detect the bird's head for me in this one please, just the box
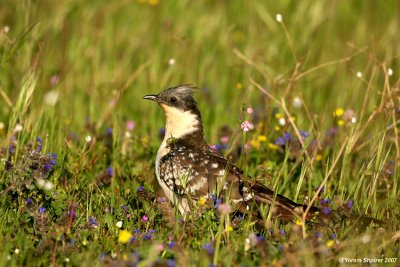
[143,85,204,140]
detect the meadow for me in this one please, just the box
[0,1,399,266]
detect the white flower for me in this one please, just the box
[246,107,254,114]
[37,178,45,187]
[388,68,393,76]
[14,248,19,254]
[292,97,302,108]
[44,90,59,106]
[125,131,131,138]
[356,71,363,78]
[351,117,357,124]
[3,26,9,33]
[85,135,92,142]
[278,117,286,126]
[116,221,123,228]
[276,14,283,23]
[14,124,23,132]
[111,252,117,259]
[0,122,4,130]
[44,181,54,191]
[168,58,176,65]
[65,258,70,263]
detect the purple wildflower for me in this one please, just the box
[346,200,353,210]
[143,234,152,240]
[215,198,222,208]
[133,229,140,234]
[202,243,214,255]
[9,145,14,155]
[69,210,76,220]
[25,198,32,204]
[157,197,167,203]
[320,198,329,204]
[107,167,113,177]
[331,233,337,239]
[279,228,286,236]
[38,206,46,214]
[148,229,156,234]
[299,130,309,139]
[322,207,331,215]
[44,163,51,172]
[137,186,145,192]
[105,128,113,135]
[168,241,177,249]
[167,259,176,267]
[89,216,99,227]
[315,232,322,238]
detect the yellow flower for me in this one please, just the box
[274,126,280,131]
[148,0,159,5]
[226,225,233,232]
[275,113,283,119]
[337,119,345,126]
[295,219,303,226]
[290,116,296,122]
[335,108,344,117]
[198,197,206,206]
[268,143,278,150]
[118,230,132,244]
[316,154,322,161]
[326,239,334,248]
[258,135,267,142]
[236,82,243,90]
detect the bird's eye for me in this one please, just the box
[170,97,177,103]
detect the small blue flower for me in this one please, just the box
[69,210,76,220]
[44,163,51,172]
[107,167,113,177]
[320,198,329,204]
[38,206,46,214]
[89,216,98,226]
[299,130,309,139]
[168,241,177,249]
[137,186,145,192]
[167,259,176,267]
[9,145,14,155]
[315,232,322,238]
[331,233,337,239]
[322,207,331,215]
[279,228,286,236]
[202,243,214,255]
[215,198,222,208]
[105,128,113,135]
[133,229,140,234]
[143,234,152,240]
[346,200,353,210]
[148,229,157,234]
[25,198,32,204]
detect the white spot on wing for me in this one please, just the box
[212,163,218,168]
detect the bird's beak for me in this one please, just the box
[142,94,159,102]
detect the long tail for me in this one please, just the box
[247,182,382,226]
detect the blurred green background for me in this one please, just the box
[1,0,398,143]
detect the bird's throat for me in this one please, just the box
[161,104,204,140]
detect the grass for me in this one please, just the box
[0,0,399,266]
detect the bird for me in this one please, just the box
[143,85,381,225]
